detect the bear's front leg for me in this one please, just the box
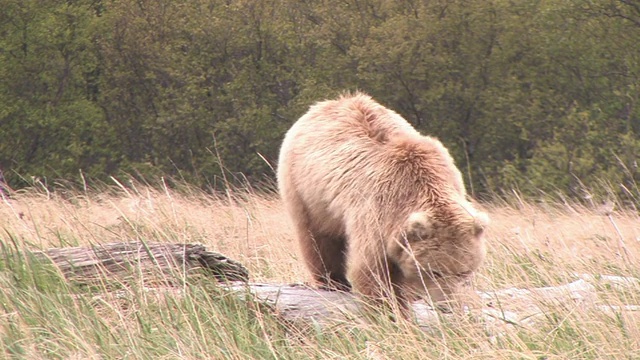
[349,256,412,318]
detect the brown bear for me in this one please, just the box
[277,92,488,312]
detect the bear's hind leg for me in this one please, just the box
[300,232,351,292]
[283,188,350,291]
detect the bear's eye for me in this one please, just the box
[454,270,473,278]
[429,270,444,279]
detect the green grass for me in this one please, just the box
[0,185,639,359]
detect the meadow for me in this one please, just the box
[1,181,639,359]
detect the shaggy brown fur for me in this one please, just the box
[277,92,488,312]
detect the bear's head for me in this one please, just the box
[390,197,488,306]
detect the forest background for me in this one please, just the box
[1,0,639,202]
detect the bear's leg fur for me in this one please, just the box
[299,232,351,291]
[284,189,351,291]
[348,254,410,313]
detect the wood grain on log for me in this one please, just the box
[33,242,249,284]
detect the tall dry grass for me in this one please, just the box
[0,183,304,283]
[1,182,639,359]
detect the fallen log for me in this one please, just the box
[22,242,640,332]
[233,275,640,332]
[32,241,249,284]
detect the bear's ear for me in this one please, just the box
[473,211,489,236]
[404,211,433,242]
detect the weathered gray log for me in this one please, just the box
[26,242,640,334]
[33,242,249,284]
[232,275,640,333]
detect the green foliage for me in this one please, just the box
[1,0,639,200]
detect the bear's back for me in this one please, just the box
[278,92,465,223]
[296,92,420,145]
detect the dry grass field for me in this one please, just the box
[1,182,639,359]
